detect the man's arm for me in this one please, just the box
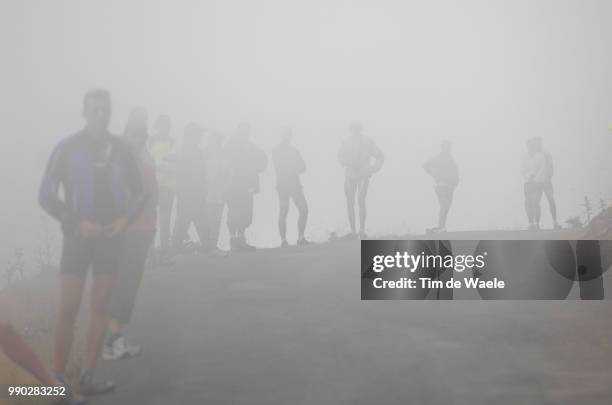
[38,141,78,232]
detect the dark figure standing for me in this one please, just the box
[337,122,384,238]
[424,140,459,233]
[224,123,267,251]
[272,128,309,247]
[173,123,207,249]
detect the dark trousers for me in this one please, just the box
[110,231,155,323]
[226,191,254,236]
[173,196,206,244]
[203,203,224,249]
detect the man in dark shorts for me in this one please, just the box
[272,128,310,247]
[39,89,144,396]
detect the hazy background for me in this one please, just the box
[1,0,611,266]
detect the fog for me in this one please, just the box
[1,0,611,263]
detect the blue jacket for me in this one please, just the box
[39,130,145,234]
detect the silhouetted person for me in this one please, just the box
[203,131,229,254]
[105,107,158,360]
[39,89,144,396]
[272,128,309,247]
[338,122,384,238]
[423,140,459,232]
[173,123,207,248]
[224,123,267,251]
[521,137,551,230]
[533,137,560,228]
[149,115,176,262]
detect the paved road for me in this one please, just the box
[96,240,612,405]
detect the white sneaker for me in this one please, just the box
[103,336,141,360]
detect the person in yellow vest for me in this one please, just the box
[149,115,177,264]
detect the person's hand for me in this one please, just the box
[78,221,103,238]
[103,218,128,238]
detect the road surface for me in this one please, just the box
[95,238,612,405]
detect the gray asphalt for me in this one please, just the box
[96,240,612,405]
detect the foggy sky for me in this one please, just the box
[1,0,611,265]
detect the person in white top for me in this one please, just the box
[521,137,560,230]
[337,122,384,238]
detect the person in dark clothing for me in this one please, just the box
[272,127,309,247]
[39,89,144,396]
[338,122,384,238]
[224,122,267,251]
[172,123,207,250]
[104,107,158,360]
[423,140,459,233]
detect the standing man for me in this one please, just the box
[39,89,144,395]
[423,140,459,233]
[104,107,158,360]
[149,115,176,263]
[172,123,207,249]
[338,122,384,238]
[533,137,561,229]
[224,122,267,251]
[272,127,309,247]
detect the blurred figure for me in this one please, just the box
[203,131,229,254]
[423,140,459,233]
[521,137,556,230]
[104,108,157,361]
[0,320,88,404]
[39,89,144,396]
[533,137,560,229]
[337,122,384,238]
[272,127,310,247]
[172,123,207,249]
[149,115,176,263]
[224,123,267,251]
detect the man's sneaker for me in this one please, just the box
[232,237,257,252]
[103,336,141,360]
[79,375,115,397]
[297,238,312,246]
[209,247,229,258]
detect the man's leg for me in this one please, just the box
[436,187,453,230]
[278,190,290,244]
[293,187,309,241]
[344,177,358,234]
[172,197,190,246]
[524,182,535,227]
[532,184,544,228]
[0,321,58,386]
[53,272,86,375]
[357,178,370,236]
[158,188,174,251]
[207,203,224,249]
[83,272,115,372]
[543,182,559,226]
